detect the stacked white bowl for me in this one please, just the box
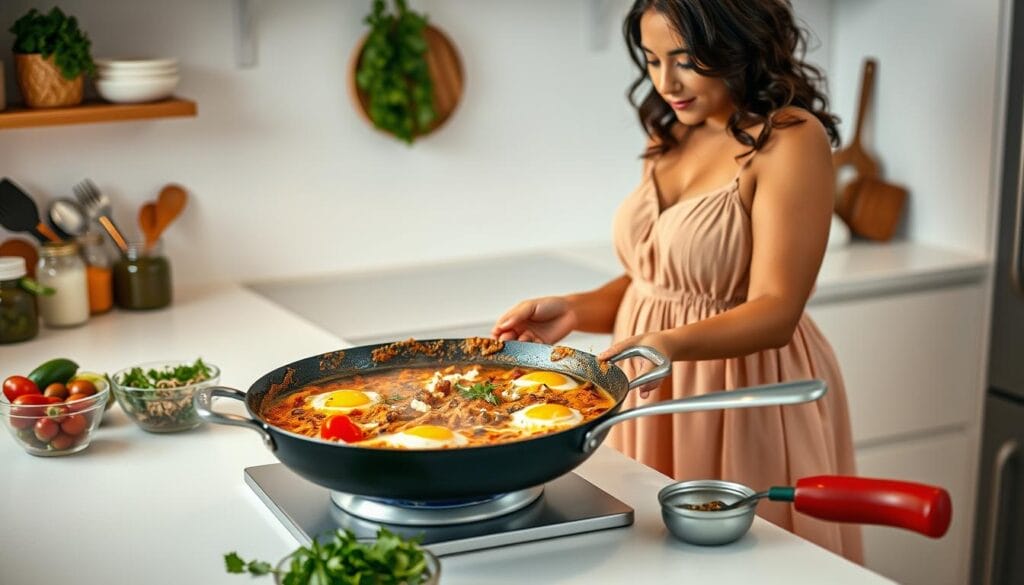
[95,58,179,104]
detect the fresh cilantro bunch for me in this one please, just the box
[355,0,437,144]
[456,381,501,406]
[225,528,432,585]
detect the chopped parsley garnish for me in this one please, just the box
[456,381,501,405]
[225,528,431,584]
[118,358,213,389]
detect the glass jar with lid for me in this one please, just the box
[113,241,172,310]
[36,241,90,328]
[77,232,113,315]
[0,256,39,343]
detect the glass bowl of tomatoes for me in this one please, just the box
[0,375,109,456]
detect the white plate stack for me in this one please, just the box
[95,58,180,104]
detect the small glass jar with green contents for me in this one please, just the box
[0,256,39,343]
[113,241,172,310]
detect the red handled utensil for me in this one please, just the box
[662,474,952,546]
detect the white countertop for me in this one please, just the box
[0,284,894,585]
[246,239,990,345]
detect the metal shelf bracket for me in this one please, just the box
[234,0,258,68]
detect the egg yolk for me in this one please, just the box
[527,404,574,420]
[519,372,569,387]
[322,390,372,408]
[403,425,455,440]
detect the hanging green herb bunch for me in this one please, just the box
[10,7,96,80]
[355,0,437,144]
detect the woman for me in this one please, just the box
[491,0,863,562]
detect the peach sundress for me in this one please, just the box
[607,156,864,563]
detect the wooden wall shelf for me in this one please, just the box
[0,97,197,130]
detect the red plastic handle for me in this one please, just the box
[793,475,952,538]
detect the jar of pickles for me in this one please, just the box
[113,241,172,310]
[36,242,90,328]
[77,232,113,315]
[0,256,38,343]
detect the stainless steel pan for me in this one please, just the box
[195,339,825,501]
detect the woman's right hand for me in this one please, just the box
[491,296,578,344]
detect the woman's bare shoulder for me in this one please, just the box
[752,107,832,170]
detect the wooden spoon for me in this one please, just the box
[138,202,159,251]
[153,184,188,243]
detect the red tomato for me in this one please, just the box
[3,376,40,403]
[34,417,60,442]
[60,413,87,436]
[321,415,364,443]
[12,393,49,406]
[10,394,50,429]
[49,433,76,450]
[64,393,92,411]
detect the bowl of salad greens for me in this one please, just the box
[112,358,219,433]
[226,528,439,585]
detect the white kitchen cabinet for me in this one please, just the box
[807,284,987,445]
[855,431,973,585]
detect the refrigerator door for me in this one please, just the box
[991,0,1024,401]
[971,390,1024,585]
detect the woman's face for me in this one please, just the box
[639,9,734,127]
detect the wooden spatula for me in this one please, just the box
[832,59,907,241]
[0,178,62,244]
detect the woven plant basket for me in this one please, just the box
[15,53,84,108]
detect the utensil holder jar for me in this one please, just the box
[113,241,172,310]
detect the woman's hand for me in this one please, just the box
[599,332,676,398]
[491,296,578,344]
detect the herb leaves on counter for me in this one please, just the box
[225,528,431,585]
[456,381,501,405]
[119,358,212,389]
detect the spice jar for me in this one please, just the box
[113,241,172,310]
[77,232,113,314]
[36,242,90,328]
[0,256,38,343]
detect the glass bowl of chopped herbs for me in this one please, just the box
[226,528,439,585]
[111,358,219,433]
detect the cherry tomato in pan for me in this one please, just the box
[3,376,40,403]
[321,414,364,443]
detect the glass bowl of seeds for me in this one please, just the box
[111,358,219,433]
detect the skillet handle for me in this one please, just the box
[193,386,276,451]
[581,379,827,454]
[607,345,672,391]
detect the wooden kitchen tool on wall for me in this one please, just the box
[348,23,464,139]
[832,59,908,241]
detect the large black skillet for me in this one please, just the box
[194,339,825,501]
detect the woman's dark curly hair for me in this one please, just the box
[624,0,840,157]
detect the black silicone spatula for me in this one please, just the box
[0,178,61,244]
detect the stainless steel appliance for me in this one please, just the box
[970,2,1024,581]
[245,464,634,556]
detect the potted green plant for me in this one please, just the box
[354,0,438,144]
[9,7,96,108]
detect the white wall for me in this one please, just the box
[828,0,1002,255]
[0,0,832,288]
